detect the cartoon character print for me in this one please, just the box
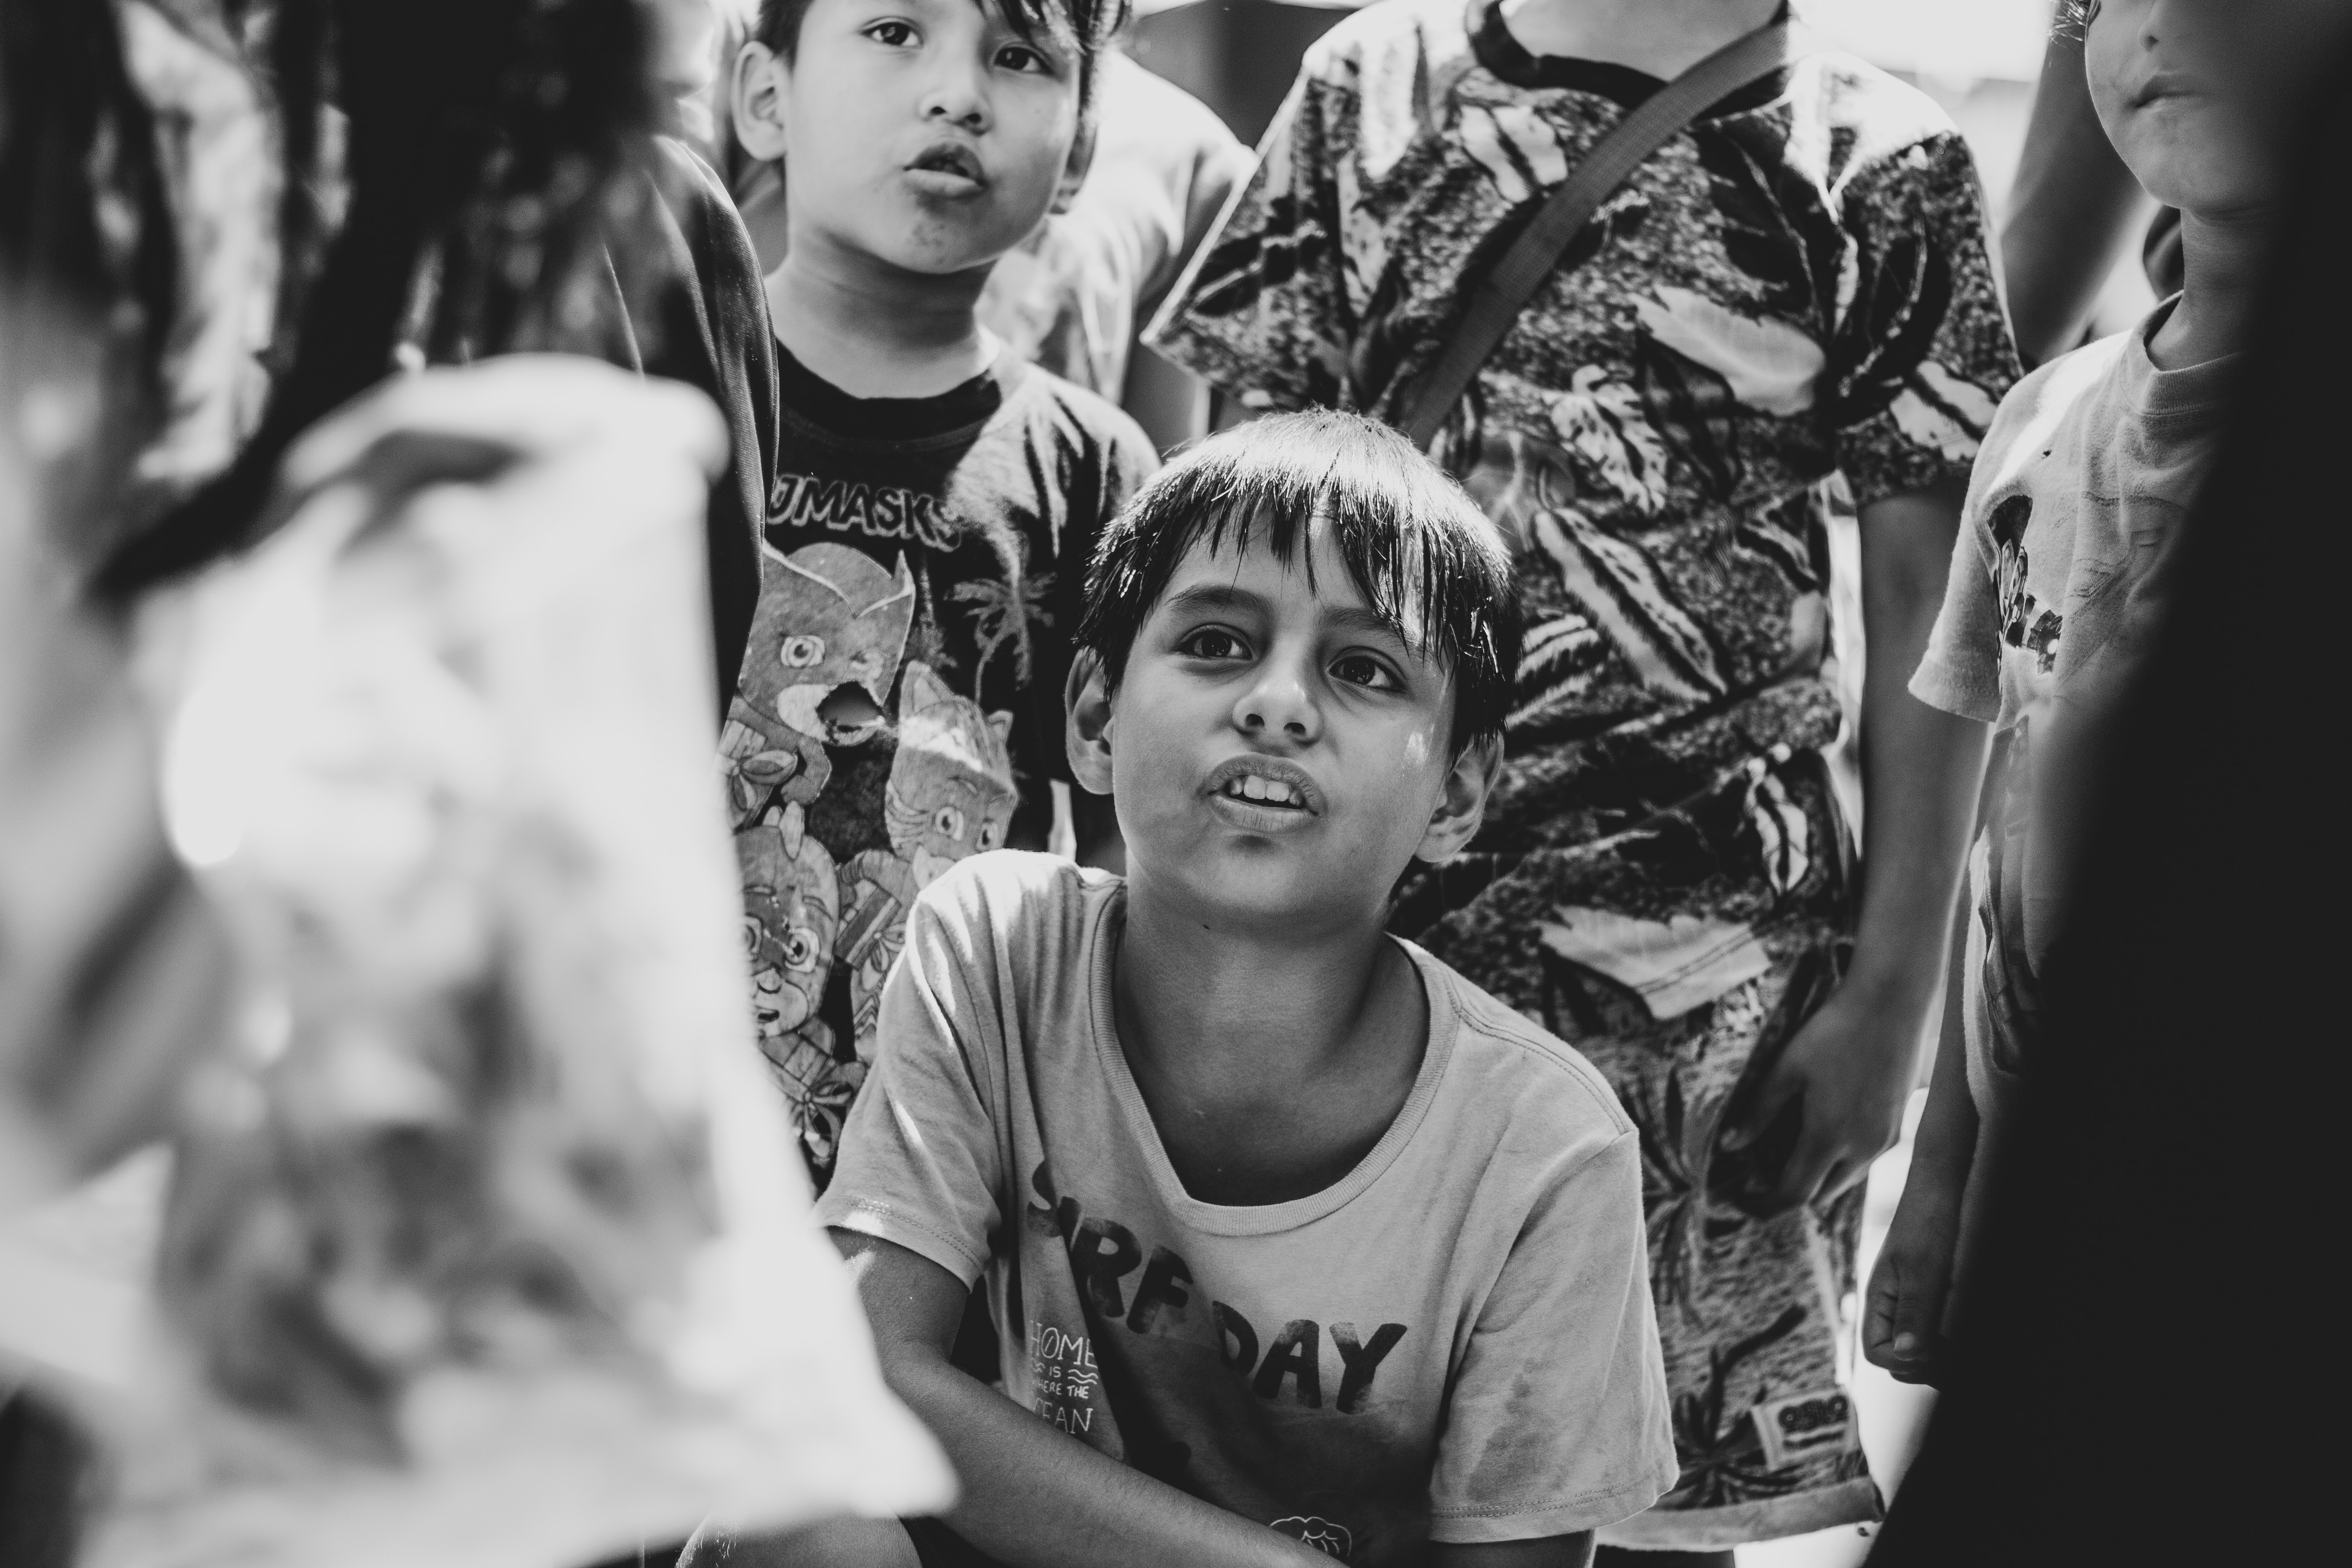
[736,804,859,1169]
[1986,493,2062,673]
[720,542,916,824]
[835,661,1018,1061]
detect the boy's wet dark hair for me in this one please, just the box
[1077,410,1524,756]
[754,0,1130,114]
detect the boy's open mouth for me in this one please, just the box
[1220,775,1304,807]
[906,142,986,188]
[1204,757,1323,816]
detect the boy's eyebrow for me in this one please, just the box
[1160,583,1417,649]
[1318,603,1416,649]
[1159,583,1268,620]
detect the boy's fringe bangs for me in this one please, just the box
[1079,412,1521,751]
[761,0,1131,55]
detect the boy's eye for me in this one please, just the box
[864,20,918,46]
[995,43,1051,74]
[1330,652,1403,692]
[1178,627,1250,661]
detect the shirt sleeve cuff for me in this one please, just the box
[813,1196,990,1289]
[1908,652,2001,725]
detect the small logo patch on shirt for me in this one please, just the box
[1750,1388,1857,1470]
[1273,1516,1353,1560]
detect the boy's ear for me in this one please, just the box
[732,39,792,164]
[1064,648,1116,797]
[1415,733,1502,867]
[1049,101,1100,216]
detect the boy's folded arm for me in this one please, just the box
[834,1230,1331,1568]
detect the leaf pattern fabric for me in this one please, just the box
[1151,0,2019,1545]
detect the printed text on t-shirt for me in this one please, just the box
[768,470,961,551]
[1026,1161,1409,1414]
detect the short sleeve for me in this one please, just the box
[1908,514,2003,725]
[814,893,1006,1287]
[1144,69,1355,412]
[1828,131,2021,508]
[1428,1130,1676,1544]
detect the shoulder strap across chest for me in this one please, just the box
[1399,19,1803,452]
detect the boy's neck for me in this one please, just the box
[2147,207,2270,372]
[1499,0,1781,78]
[1112,872,1428,1206]
[765,224,997,399]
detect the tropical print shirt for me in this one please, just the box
[1151,0,2020,861]
[1151,3,2021,1544]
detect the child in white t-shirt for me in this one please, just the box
[784,412,1674,1567]
[1866,0,2352,1386]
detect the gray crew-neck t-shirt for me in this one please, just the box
[815,851,1674,1562]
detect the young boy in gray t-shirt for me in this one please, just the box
[798,412,1673,1567]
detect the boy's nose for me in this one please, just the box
[918,63,991,132]
[1233,661,1319,745]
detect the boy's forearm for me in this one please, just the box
[891,1356,1328,1568]
[1849,488,1990,1024]
[1907,896,1982,1187]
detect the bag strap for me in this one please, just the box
[1400,19,1800,452]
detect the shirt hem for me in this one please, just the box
[1595,1475,1881,1549]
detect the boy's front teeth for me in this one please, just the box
[1232,777,1295,803]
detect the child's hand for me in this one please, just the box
[1715,980,1920,1216]
[1863,1158,1967,1386]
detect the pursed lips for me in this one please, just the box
[2131,72,2201,107]
[905,140,986,192]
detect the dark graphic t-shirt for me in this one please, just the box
[723,347,1155,1183]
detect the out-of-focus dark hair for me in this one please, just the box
[1075,410,1524,756]
[0,0,178,534]
[97,0,666,598]
[2052,0,2097,39]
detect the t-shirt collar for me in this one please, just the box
[1083,883,1462,1237]
[774,339,1011,443]
[2125,294,2243,427]
[1468,0,1793,116]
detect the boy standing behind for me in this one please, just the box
[721,0,1155,1183]
[1151,0,2015,1554]
[1866,0,2352,1388]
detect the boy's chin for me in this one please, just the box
[877,218,1039,281]
[1140,846,1399,936]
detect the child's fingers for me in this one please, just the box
[1716,1066,1799,1153]
[1865,1245,1952,1386]
[1861,1256,1903,1364]
[1748,1116,1838,1216]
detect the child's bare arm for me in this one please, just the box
[1863,902,1980,1387]
[836,1230,1330,1568]
[1719,483,1989,1212]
